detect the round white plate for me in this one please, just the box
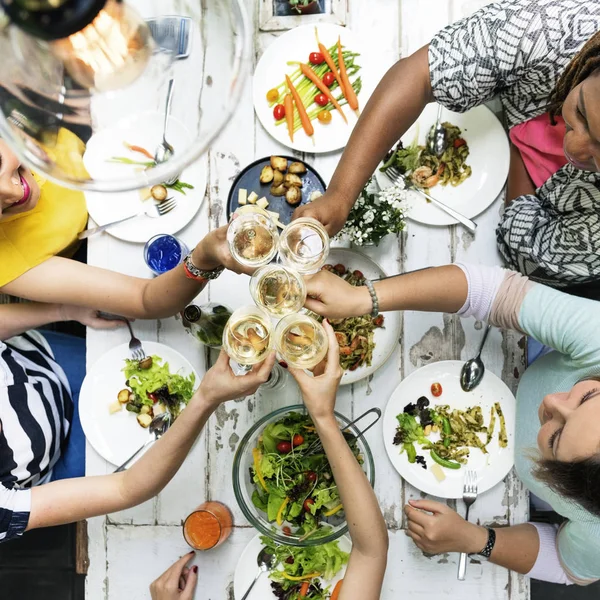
[253,24,367,153]
[326,248,401,386]
[79,342,198,466]
[83,111,208,243]
[375,104,509,226]
[233,533,351,600]
[382,360,515,499]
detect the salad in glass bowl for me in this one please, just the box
[233,405,375,547]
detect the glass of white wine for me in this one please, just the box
[249,264,307,317]
[222,306,273,374]
[278,217,330,274]
[274,314,329,370]
[227,213,279,268]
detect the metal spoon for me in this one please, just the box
[240,547,276,600]
[154,78,178,185]
[460,324,491,392]
[114,413,171,472]
[427,104,447,157]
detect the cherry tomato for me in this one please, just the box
[266,88,279,102]
[285,556,294,564]
[292,434,304,447]
[305,471,317,482]
[314,93,328,107]
[147,392,158,404]
[353,270,364,279]
[431,382,443,397]
[277,441,292,454]
[303,498,315,512]
[282,526,292,535]
[317,110,332,124]
[453,138,466,148]
[273,104,286,120]
[309,51,325,65]
[322,72,335,87]
[373,315,385,327]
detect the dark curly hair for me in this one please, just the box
[548,31,600,124]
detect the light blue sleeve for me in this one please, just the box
[558,521,600,584]
[519,284,600,367]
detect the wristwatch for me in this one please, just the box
[474,528,496,560]
[183,252,224,281]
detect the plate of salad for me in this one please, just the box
[375,103,509,227]
[83,110,208,243]
[79,342,198,466]
[382,360,515,498]
[233,406,374,547]
[253,24,367,153]
[233,533,350,600]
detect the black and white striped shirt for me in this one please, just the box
[0,331,72,542]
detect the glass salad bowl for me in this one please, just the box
[232,405,375,547]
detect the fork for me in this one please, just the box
[78,197,178,240]
[98,312,146,361]
[384,165,477,232]
[458,469,479,580]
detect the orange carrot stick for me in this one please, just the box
[299,581,310,598]
[331,580,343,600]
[124,142,154,160]
[285,75,314,137]
[299,64,347,124]
[337,36,359,113]
[284,93,294,142]
[315,27,344,92]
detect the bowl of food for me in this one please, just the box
[232,405,375,547]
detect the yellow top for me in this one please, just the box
[0,128,88,288]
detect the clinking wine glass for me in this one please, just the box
[278,217,330,274]
[274,314,328,370]
[249,264,306,317]
[227,212,279,269]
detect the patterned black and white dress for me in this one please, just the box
[429,0,600,287]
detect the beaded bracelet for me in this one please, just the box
[364,279,379,318]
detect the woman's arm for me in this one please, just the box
[294,46,433,236]
[2,226,244,320]
[289,323,388,600]
[506,143,536,205]
[27,350,275,530]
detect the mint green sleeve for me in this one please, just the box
[519,285,600,366]
[558,521,600,584]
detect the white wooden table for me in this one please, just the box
[85,1,529,599]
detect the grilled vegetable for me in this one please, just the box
[137,413,153,428]
[117,389,130,404]
[285,186,302,206]
[270,156,288,171]
[260,165,274,183]
[150,184,168,202]
[288,161,307,174]
[138,356,153,370]
[271,183,287,197]
[284,173,303,188]
[273,169,284,186]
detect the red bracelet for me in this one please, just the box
[183,260,209,283]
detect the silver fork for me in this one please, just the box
[384,165,477,232]
[78,197,178,240]
[458,469,479,580]
[98,313,146,361]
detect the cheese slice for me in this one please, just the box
[247,191,258,204]
[431,463,446,483]
[238,188,248,205]
[256,197,269,209]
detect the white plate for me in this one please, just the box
[375,104,509,226]
[79,342,198,466]
[253,24,367,153]
[325,248,401,386]
[382,360,515,499]
[233,533,351,600]
[83,111,208,243]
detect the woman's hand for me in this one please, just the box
[288,321,342,420]
[59,305,125,329]
[150,552,198,600]
[304,271,372,320]
[192,225,252,275]
[292,192,351,237]
[198,349,276,407]
[404,499,488,555]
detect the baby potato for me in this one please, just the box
[273,169,284,186]
[259,165,274,184]
[288,161,307,174]
[151,184,168,202]
[270,183,287,197]
[285,186,302,206]
[117,389,130,404]
[284,173,303,188]
[270,156,288,171]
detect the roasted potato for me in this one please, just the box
[151,184,168,202]
[137,413,153,428]
[285,186,302,206]
[139,356,153,370]
[140,405,152,415]
[117,389,130,404]
[288,161,307,175]
[273,169,284,186]
[284,173,303,188]
[270,156,288,171]
[259,165,274,184]
[270,183,287,197]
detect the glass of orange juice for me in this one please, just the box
[183,501,233,550]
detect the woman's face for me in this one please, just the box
[562,70,600,172]
[0,140,41,221]
[538,379,600,462]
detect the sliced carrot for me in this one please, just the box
[299,581,310,598]
[284,93,294,142]
[331,580,343,600]
[285,75,314,138]
[337,37,359,113]
[124,142,154,160]
[315,27,344,92]
[299,64,347,124]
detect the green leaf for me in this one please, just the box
[267,490,286,522]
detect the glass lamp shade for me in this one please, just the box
[0,0,250,192]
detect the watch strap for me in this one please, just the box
[477,528,496,558]
[183,253,224,281]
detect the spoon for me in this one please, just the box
[240,547,276,600]
[460,324,491,392]
[154,78,178,185]
[114,412,171,473]
[427,104,447,157]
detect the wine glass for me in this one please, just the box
[249,264,306,317]
[274,314,328,370]
[227,213,279,269]
[278,217,330,274]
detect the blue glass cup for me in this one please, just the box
[144,234,189,276]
